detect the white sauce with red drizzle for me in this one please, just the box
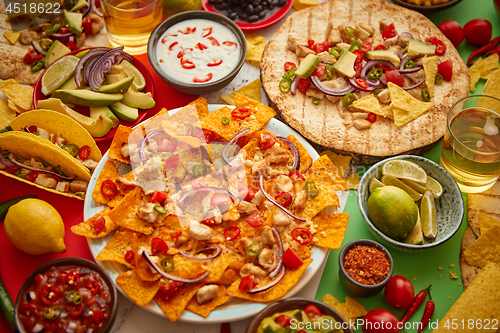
[156,19,241,84]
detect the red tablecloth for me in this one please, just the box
[0,53,197,332]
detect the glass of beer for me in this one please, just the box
[100,0,163,54]
[440,95,500,193]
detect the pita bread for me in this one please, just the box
[0,1,110,85]
[260,0,470,163]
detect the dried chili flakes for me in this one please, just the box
[343,245,390,285]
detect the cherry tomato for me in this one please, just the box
[237,182,256,202]
[282,248,303,269]
[101,180,117,198]
[297,77,310,94]
[210,193,231,207]
[23,48,44,64]
[382,23,397,40]
[312,40,330,53]
[367,112,377,123]
[374,45,386,50]
[91,216,106,234]
[260,133,276,150]
[151,237,169,252]
[150,190,168,203]
[384,275,415,309]
[312,63,325,77]
[78,145,91,160]
[438,60,453,82]
[438,20,464,47]
[425,37,446,56]
[159,280,178,298]
[275,314,292,327]
[362,309,399,333]
[245,210,263,227]
[238,275,258,292]
[304,304,322,319]
[284,62,296,72]
[464,18,493,46]
[164,154,180,169]
[224,226,241,241]
[385,69,405,86]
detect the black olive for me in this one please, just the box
[228,11,238,20]
[245,4,254,14]
[248,14,259,22]
[239,13,248,20]
[258,9,268,18]
[254,4,262,13]
[278,0,286,6]
[253,0,261,5]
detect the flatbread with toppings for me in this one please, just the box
[260,0,469,164]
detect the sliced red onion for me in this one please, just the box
[83,306,91,317]
[119,52,134,64]
[399,56,423,74]
[79,267,92,275]
[75,47,111,86]
[379,74,387,86]
[276,136,299,171]
[177,187,236,203]
[401,77,426,90]
[8,153,77,181]
[348,77,377,92]
[26,291,36,302]
[90,0,103,17]
[222,128,250,166]
[290,75,299,95]
[32,323,44,333]
[139,129,163,163]
[399,32,413,49]
[142,251,208,283]
[247,266,285,294]
[310,75,354,97]
[31,40,46,56]
[79,4,91,17]
[96,298,106,308]
[50,32,74,44]
[66,322,77,333]
[88,47,124,91]
[267,227,283,279]
[0,150,16,168]
[180,244,222,260]
[82,54,103,83]
[360,59,397,85]
[259,175,306,222]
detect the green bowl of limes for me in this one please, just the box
[357,155,464,251]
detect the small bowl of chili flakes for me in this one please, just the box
[15,257,118,333]
[338,239,394,298]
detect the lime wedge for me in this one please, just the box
[369,177,385,193]
[121,60,146,91]
[420,190,437,238]
[381,175,422,201]
[382,160,428,184]
[41,55,80,96]
[401,176,443,199]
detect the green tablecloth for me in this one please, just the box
[315,0,500,329]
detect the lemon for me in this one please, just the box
[122,60,146,91]
[382,160,428,184]
[369,177,385,193]
[4,199,66,255]
[162,0,202,18]
[41,55,80,96]
[367,186,419,240]
[420,190,437,238]
[381,175,423,201]
[401,176,443,199]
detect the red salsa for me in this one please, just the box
[343,245,390,285]
[18,265,112,333]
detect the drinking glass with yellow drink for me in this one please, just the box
[100,0,162,54]
[440,95,500,193]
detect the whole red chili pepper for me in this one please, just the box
[490,44,500,55]
[418,292,435,333]
[396,285,431,333]
[467,36,500,65]
[220,322,231,333]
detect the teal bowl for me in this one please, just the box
[357,155,464,251]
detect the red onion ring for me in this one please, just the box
[31,40,46,56]
[310,75,355,97]
[75,47,111,86]
[399,56,423,74]
[276,136,299,171]
[222,128,250,166]
[142,252,208,283]
[139,129,164,163]
[259,175,306,222]
[8,153,77,181]
[0,150,16,168]
[290,75,299,95]
[401,77,426,90]
[78,4,91,18]
[267,227,283,279]
[90,0,103,17]
[348,77,377,92]
[50,32,74,45]
[247,266,285,294]
[180,244,222,260]
[177,187,236,203]
[88,47,124,91]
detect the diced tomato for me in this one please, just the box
[352,50,364,63]
[312,63,325,76]
[207,36,220,46]
[207,59,223,67]
[124,250,134,263]
[437,59,453,81]
[27,171,40,182]
[160,280,178,298]
[361,41,372,52]
[284,61,296,72]
[193,73,213,82]
[150,190,168,203]
[304,304,322,319]
[67,40,76,50]
[65,271,80,285]
[195,129,216,143]
[164,154,180,169]
[101,180,117,198]
[374,44,386,50]
[245,210,263,227]
[5,166,18,174]
[91,216,106,234]
[297,77,310,94]
[312,40,330,54]
[275,314,293,327]
[385,69,405,86]
[67,304,83,317]
[23,48,44,64]
[19,303,36,316]
[367,112,377,123]
[238,275,257,292]
[382,23,397,40]
[307,39,315,47]
[260,133,276,150]
[93,311,106,324]
[78,145,91,160]
[353,62,363,77]
[426,37,447,56]
[224,226,241,241]
[86,280,100,294]
[44,320,59,330]
[282,248,303,269]
[151,237,169,252]
[210,193,231,207]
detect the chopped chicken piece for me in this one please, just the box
[317,51,336,64]
[377,88,390,104]
[265,144,292,165]
[88,13,105,35]
[326,95,341,104]
[136,203,160,223]
[379,20,392,32]
[324,78,348,90]
[75,32,86,50]
[252,159,267,175]
[258,248,276,269]
[251,190,264,206]
[188,220,212,240]
[261,226,276,246]
[352,112,368,120]
[29,158,44,170]
[37,128,50,141]
[70,180,88,193]
[237,201,258,214]
[196,285,219,304]
[405,69,425,84]
[383,35,399,49]
[276,175,293,193]
[272,208,292,226]
[296,44,316,57]
[328,27,342,45]
[355,24,372,41]
[121,143,137,158]
[55,181,70,193]
[353,119,372,130]
[287,34,307,52]
[240,263,266,279]
[380,105,394,120]
[358,23,374,36]
[294,190,307,208]
[19,30,37,45]
[336,43,351,51]
[306,88,325,100]
[35,174,57,189]
[81,159,98,171]
[399,33,412,48]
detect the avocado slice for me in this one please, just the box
[63,12,83,36]
[98,77,134,94]
[295,54,321,79]
[71,0,87,11]
[365,50,401,64]
[121,87,155,109]
[90,106,120,128]
[38,98,113,137]
[407,39,436,57]
[105,73,128,85]
[333,50,357,78]
[52,89,123,107]
[60,75,78,90]
[43,40,71,68]
[109,102,139,122]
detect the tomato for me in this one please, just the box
[124,250,134,263]
[23,48,44,64]
[438,20,464,47]
[463,19,492,45]
[164,154,180,169]
[195,129,216,143]
[367,112,377,123]
[304,304,322,319]
[158,139,177,152]
[27,171,40,182]
[282,248,303,269]
[312,40,330,54]
[159,280,178,298]
[362,309,399,333]
[438,60,453,82]
[361,41,372,52]
[425,37,446,56]
[382,23,397,40]
[19,303,36,316]
[101,180,117,198]
[297,77,310,94]
[384,275,415,309]
[210,193,231,207]
[65,271,80,285]
[275,314,292,327]
[284,62,296,72]
[260,133,276,150]
[312,63,325,76]
[44,320,59,330]
[385,69,405,86]
[91,216,106,234]
[78,145,91,160]
[224,226,241,241]
[67,40,76,50]
[245,210,263,227]
[151,237,169,252]
[59,27,69,34]
[374,45,386,50]
[150,190,168,203]
[238,275,257,292]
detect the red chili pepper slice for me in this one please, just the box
[65,270,80,286]
[223,40,238,48]
[100,179,117,198]
[196,42,207,50]
[151,237,169,252]
[78,145,90,160]
[19,303,36,316]
[352,49,364,63]
[382,23,397,40]
[193,73,213,83]
[40,285,60,306]
[291,227,313,245]
[361,41,372,52]
[224,226,241,241]
[67,303,83,317]
[178,26,196,34]
[374,44,386,50]
[355,78,369,89]
[201,217,216,226]
[353,62,363,77]
[207,59,223,67]
[93,311,106,324]
[307,39,314,46]
[260,133,276,150]
[238,274,258,292]
[171,230,182,239]
[28,125,37,133]
[164,154,180,169]
[43,320,59,330]
[91,216,106,234]
[168,41,178,50]
[124,250,134,263]
[231,107,251,119]
[202,27,212,37]
[181,59,196,69]
[312,63,325,76]
[177,48,192,58]
[367,112,377,123]
[275,191,293,207]
[207,36,220,46]
[86,280,100,294]
[289,171,306,181]
[245,210,263,228]
[425,37,446,56]
[284,62,296,72]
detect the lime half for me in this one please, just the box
[420,190,437,238]
[122,60,146,91]
[382,160,428,184]
[41,55,79,96]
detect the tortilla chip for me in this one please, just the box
[478,212,500,235]
[245,32,266,67]
[234,94,276,133]
[0,79,33,110]
[186,285,229,318]
[322,293,367,325]
[352,94,384,116]
[469,54,500,91]
[227,259,312,302]
[479,69,500,112]
[115,270,160,306]
[201,106,241,141]
[70,208,117,238]
[432,262,500,333]
[287,134,312,174]
[154,283,201,322]
[388,83,433,127]
[205,253,234,283]
[92,160,123,205]
[168,103,203,127]
[220,79,261,106]
[422,56,438,98]
[470,71,481,92]
[3,30,20,44]
[132,233,161,282]
[320,149,360,190]
[215,269,238,285]
[96,229,136,268]
[0,99,15,128]
[108,125,133,164]
[8,99,27,113]
[188,97,210,119]
[293,0,319,10]
[171,255,207,280]
[464,225,500,268]
[161,120,202,148]
[108,187,155,235]
[312,213,349,249]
